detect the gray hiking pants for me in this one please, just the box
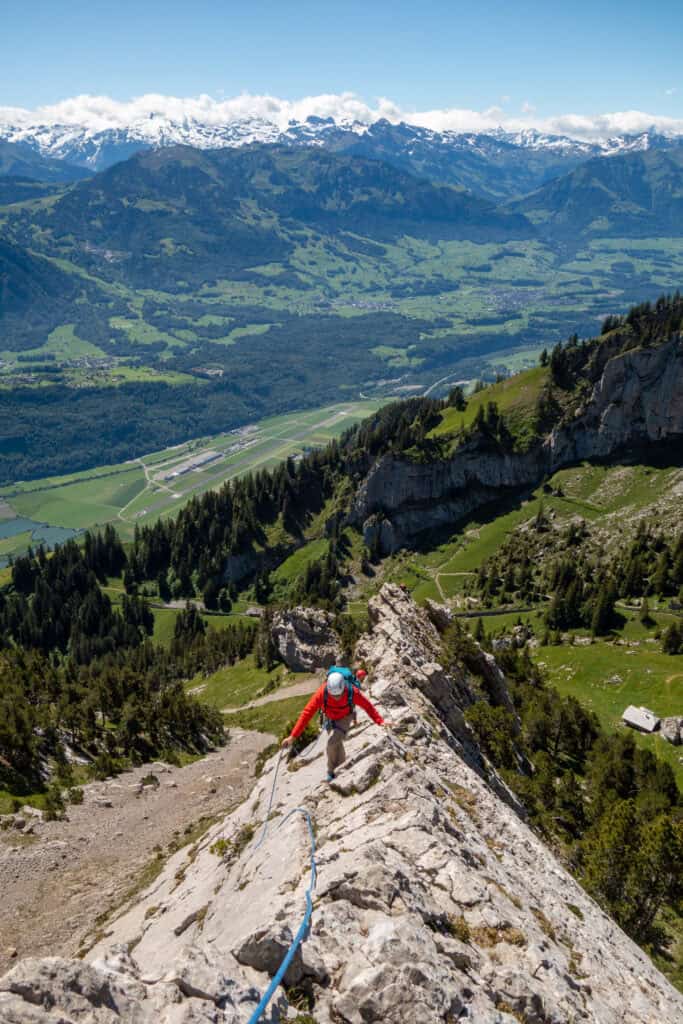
[327,714,353,773]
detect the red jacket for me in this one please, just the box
[289,684,384,739]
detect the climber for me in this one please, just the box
[325,665,368,724]
[354,668,368,688]
[281,671,387,782]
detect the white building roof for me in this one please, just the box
[622,705,660,733]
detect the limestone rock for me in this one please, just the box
[271,606,339,671]
[424,598,454,632]
[350,337,683,553]
[3,584,682,1024]
[660,716,683,745]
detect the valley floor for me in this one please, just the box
[0,729,271,977]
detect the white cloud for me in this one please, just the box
[521,101,536,114]
[2,91,683,142]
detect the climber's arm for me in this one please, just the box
[354,691,385,726]
[283,687,324,745]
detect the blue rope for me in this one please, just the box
[245,717,392,1021]
[247,806,317,1024]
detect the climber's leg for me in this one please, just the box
[327,714,353,775]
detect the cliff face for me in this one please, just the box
[3,585,682,1023]
[549,334,683,463]
[353,336,683,552]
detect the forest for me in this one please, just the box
[0,527,259,801]
[453,630,682,947]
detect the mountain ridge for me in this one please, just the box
[512,148,683,239]
[3,111,683,200]
[2,584,681,1023]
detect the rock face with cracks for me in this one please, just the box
[271,606,340,672]
[353,336,683,553]
[2,584,683,1023]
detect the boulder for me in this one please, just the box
[660,717,683,745]
[271,606,339,671]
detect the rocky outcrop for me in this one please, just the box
[271,606,339,671]
[354,445,543,554]
[352,336,683,552]
[549,335,683,464]
[660,716,683,745]
[3,584,682,1023]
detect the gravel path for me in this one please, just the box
[0,729,271,975]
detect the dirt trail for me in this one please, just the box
[222,676,319,713]
[0,729,271,975]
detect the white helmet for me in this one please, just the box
[326,671,345,696]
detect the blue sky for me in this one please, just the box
[2,0,682,129]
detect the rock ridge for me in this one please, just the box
[2,584,682,1023]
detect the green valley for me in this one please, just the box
[0,399,382,560]
[4,144,683,484]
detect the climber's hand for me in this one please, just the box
[281,736,293,750]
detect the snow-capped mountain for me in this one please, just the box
[1,112,678,169]
[1,111,682,201]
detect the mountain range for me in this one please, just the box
[2,112,683,200]
[4,112,683,481]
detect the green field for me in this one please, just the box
[537,642,683,786]
[5,232,683,399]
[0,400,383,553]
[187,655,295,709]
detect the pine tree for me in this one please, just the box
[254,607,278,671]
[639,596,653,627]
[662,622,682,655]
[447,385,466,410]
[591,582,616,636]
[652,549,672,595]
[582,799,638,913]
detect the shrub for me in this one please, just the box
[43,783,66,821]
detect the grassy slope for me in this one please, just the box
[189,655,291,709]
[539,642,683,786]
[223,694,309,738]
[430,365,549,445]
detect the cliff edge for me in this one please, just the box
[354,336,683,553]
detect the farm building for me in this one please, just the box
[622,705,660,733]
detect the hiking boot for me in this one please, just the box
[326,771,335,783]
